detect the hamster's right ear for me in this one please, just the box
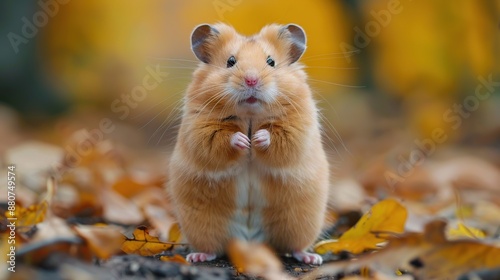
[191,24,219,63]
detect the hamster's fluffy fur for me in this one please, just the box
[167,23,329,263]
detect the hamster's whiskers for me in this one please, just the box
[308,78,365,89]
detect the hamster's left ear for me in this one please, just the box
[280,24,307,64]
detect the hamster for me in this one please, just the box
[167,23,329,265]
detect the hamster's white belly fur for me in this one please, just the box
[227,164,267,242]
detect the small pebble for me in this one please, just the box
[129,262,140,272]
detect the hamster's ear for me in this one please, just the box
[280,24,307,64]
[191,24,219,63]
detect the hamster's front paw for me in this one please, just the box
[186,252,217,263]
[252,129,270,149]
[231,132,250,150]
[292,251,323,265]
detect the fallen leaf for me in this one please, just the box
[447,222,485,240]
[315,198,408,254]
[307,219,500,280]
[168,223,182,243]
[159,254,189,265]
[111,176,151,198]
[102,189,143,225]
[304,220,447,279]
[9,201,48,229]
[142,203,176,241]
[121,226,181,256]
[19,216,92,265]
[228,239,292,280]
[73,224,123,259]
[7,177,57,229]
[412,240,500,280]
[4,141,64,190]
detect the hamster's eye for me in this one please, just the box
[227,56,237,68]
[266,56,275,67]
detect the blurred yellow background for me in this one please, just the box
[1,0,499,165]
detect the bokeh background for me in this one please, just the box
[1,0,499,195]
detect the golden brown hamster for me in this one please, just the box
[167,23,329,265]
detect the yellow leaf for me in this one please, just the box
[304,220,447,280]
[308,219,500,280]
[447,222,485,240]
[168,223,182,243]
[414,241,500,279]
[121,226,182,256]
[159,254,189,265]
[142,203,176,241]
[8,201,48,228]
[315,198,407,254]
[5,177,57,229]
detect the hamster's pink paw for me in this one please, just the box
[186,252,217,263]
[252,129,270,149]
[230,132,250,150]
[292,251,323,265]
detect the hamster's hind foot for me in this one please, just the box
[292,251,323,265]
[186,252,217,263]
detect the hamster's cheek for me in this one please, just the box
[260,81,279,104]
[225,74,243,93]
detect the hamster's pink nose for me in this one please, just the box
[244,76,259,87]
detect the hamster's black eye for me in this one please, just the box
[227,56,236,68]
[266,56,275,67]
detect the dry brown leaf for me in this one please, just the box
[412,240,500,280]
[121,226,181,256]
[328,178,367,212]
[428,157,500,206]
[305,220,448,279]
[340,272,414,280]
[52,186,103,218]
[4,141,64,190]
[20,216,92,265]
[228,239,293,280]
[111,176,151,198]
[143,204,176,241]
[73,224,123,260]
[102,189,143,225]
[307,219,500,280]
